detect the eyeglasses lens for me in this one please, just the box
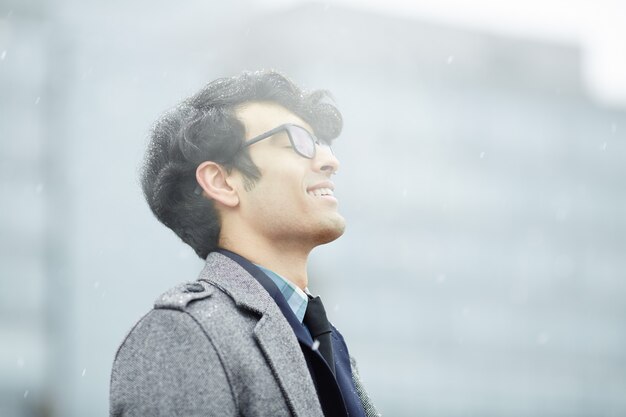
[289,125,316,158]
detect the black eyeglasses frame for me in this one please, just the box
[194,124,331,196]
[243,123,330,159]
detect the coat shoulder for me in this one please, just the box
[154,280,214,311]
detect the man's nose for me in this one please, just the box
[314,143,340,175]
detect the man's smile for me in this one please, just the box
[306,181,336,200]
[307,188,334,197]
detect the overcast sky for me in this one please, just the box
[261,0,626,107]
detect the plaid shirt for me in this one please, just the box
[256,264,309,323]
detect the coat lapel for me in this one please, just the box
[254,310,324,416]
[199,251,324,417]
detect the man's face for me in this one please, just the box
[232,101,346,249]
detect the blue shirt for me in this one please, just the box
[255,264,309,323]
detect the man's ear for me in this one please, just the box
[196,161,240,208]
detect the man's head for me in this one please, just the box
[142,70,344,259]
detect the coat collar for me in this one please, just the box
[198,250,324,417]
[198,250,273,315]
[207,249,316,345]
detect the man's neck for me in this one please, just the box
[219,238,311,290]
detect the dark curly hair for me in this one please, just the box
[141,70,343,259]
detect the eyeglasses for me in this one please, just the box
[244,123,331,159]
[194,124,332,196]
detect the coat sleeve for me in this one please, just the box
[110,309,237,417]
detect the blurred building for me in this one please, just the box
[1,1,625,416]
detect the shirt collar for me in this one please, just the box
[255,264,309,323]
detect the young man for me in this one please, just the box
[110,70,379,417]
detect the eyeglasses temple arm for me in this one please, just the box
[244,124,289,147]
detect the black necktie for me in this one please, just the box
[303,295,335,375]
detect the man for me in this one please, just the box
[110,70,379,417]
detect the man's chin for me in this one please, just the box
[315,216,346,245]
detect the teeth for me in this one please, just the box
[308,188,334,197]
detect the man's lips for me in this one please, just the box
[307,181,335,197]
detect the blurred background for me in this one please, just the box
[1,0,625,416]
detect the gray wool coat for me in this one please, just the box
[110,252,379,417]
